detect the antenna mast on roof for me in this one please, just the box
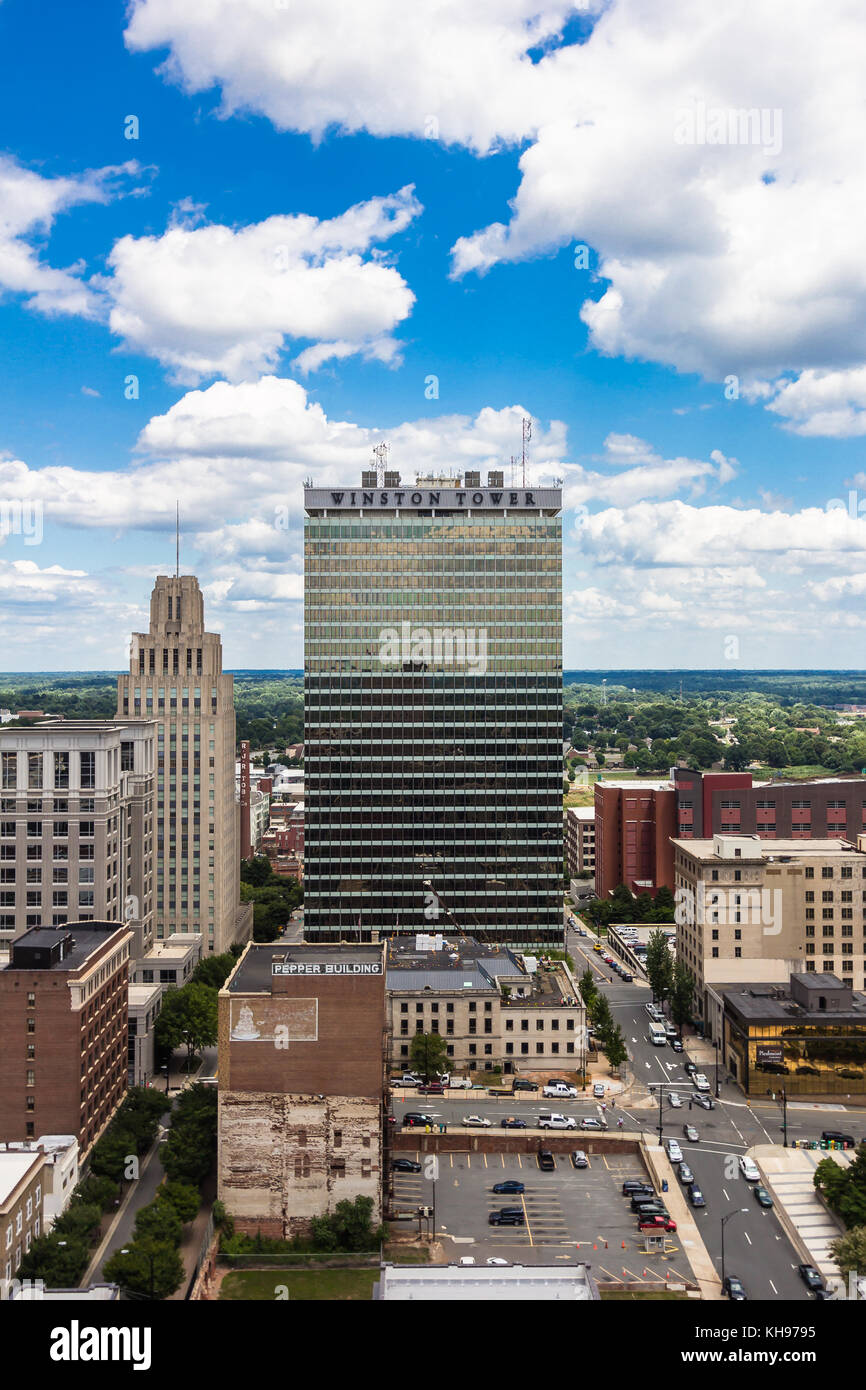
[521,417,532,487]
[373,441,389,487]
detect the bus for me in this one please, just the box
[648,1022,667,1046]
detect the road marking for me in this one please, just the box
[483,1154,488,1168]
[722,1188,730,1201]
[521,1193,533,1246]
[769,1280,778,1295]
[744,1231,752,1246]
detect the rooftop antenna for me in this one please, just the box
[372,441,389,487]
[510,454,517,487]
[521,417,532,487]
[175,501,179,578]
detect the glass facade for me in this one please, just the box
[303,496,563,945]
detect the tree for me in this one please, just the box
[155,981,218,1069]
[104,1237,185,1300]
[160,1180,200,1225]
[603,1023,628,1071]
[134,1198,183,1248]
[191,953,236,990]
[814,1143,866,1227]
[590,993,614,1047]
[52,1202,103,1243]
[71,1174,118,1211]
[89,1127,141,1184]
[160,1084,218,1187]
[579,968,597,1008]
[669,959,695,1034]
[331,1195,383,1250]
[409,1031,450,1081]
[646,929,673,1004]
[17,1233,89,1286]
[829,1227,866,1277]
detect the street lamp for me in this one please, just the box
[714,1034,721,1099]
[720,1208,749,1287]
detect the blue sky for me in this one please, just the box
[1,0,865,670]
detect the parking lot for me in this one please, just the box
[391,1146,695,1281]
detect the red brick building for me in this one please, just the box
[594,779,678,897]
[0,924,131,1155]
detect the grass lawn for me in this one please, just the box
[219,1268,378,1301]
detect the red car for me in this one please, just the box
[418,1083,446,1094]
[638,1215,677,1233]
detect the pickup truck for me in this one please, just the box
[543,1082,578,1099]
[539,1112,577,1130]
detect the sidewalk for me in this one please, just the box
[752,1143,850,1292]
[641,1140,722,1299]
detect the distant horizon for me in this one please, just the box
[2,668,866,678]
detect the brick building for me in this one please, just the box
[0,924,131,1154]
[217,942,385,1238]
[593,779,677,897]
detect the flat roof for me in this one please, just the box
[3,925,128,974]
[723,980,866,1023]
[0,1151,41,1207]
[672,837,855,858]
[227,942,384,993]
[128,983,163,1005]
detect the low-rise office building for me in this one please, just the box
[217,942,386,1238]
[127,983,163,1087]
[565,806,595,880]
[130,932,202,989]
[722,972,866,1098]
[386,935,586,1076]
[0,1148,47,1290]
[0,1135,78,1232]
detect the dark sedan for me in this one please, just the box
[501,1116,527,1129]
[724,1275,747,1301]
[798,1264,826,1293]
[492,1180,525,1195]
[392,1158,421,1173]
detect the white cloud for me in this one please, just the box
[762,368,866,438]
[0,155,140,318]
[102,187,421,383]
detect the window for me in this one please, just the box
[27,754,42,790]
[80,752,95,790]
[805,867,814,879]
[54,752,69,788]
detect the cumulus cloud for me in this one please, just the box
[101,187,421,383]
[0,155,140,318]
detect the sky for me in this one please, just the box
[1,0,866,671]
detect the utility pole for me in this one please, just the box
[714,1034,721,1099]
[780,1087,788,1147]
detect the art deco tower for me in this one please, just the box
[117,575,252,954]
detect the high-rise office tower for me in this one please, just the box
[303,470,562,945]
[117,576,253,955]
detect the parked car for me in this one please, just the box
[638,1215,677,1233]
[798,1264,826,1293]
[400,1073,422,1085]
[669,1038,684,1053]
[691,1093,714,1110]
[463,1115,491,1128]
[402,1112,436,1127]
[753,1185,774,1208]
[392,1158,421,1172]
[493,1180,525,1195]
[571,1150,589,1169]
[739,1155,761,1181]
[418,1082,446,1094]
[669,1092,683,1109]
[544,1082,579,1099]
[512,1079,539,1093]
[678,1162,694,1185]
[684,1061,698,1078]
[489,1207,525,1226]
[645,1002,661,1018]
[539,1113,577,1130]
[486,1257,510,1266]
[448,1076,473,1089]
[537,1151,556,1170]
[666,1139,683,1163]
[501,1116,526,1129]
[580,1117,607,1131]
[724,1274,747,1301]
[622,1179,655,1195]
[683,1124,700,1142]
[631,1197,669,1215]
[693,1073,710,1092]
[687,1183,706,1208]
[621,972,634,983]
[592,1082,606,1099]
